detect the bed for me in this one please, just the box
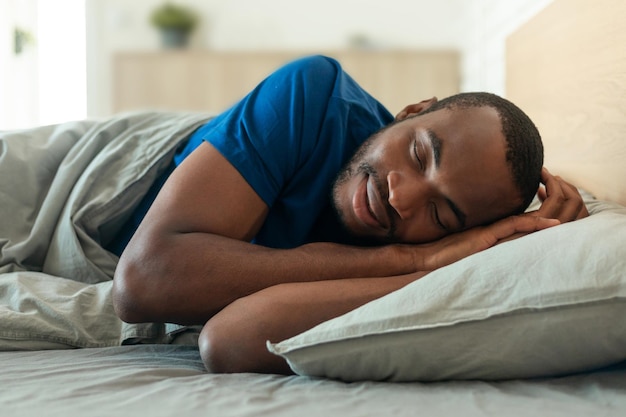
[2,1,626,415]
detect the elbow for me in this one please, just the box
[198,319,237,373]
[112,253,152,323]
[199,310,262,374]
[198,295,292,375]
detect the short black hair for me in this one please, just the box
[421,92,543,213]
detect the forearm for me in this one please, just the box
[199,273,425,374]
[113,212,561,325]
[113,230,417,325]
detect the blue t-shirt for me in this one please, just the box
[179,55,393,248]
[107,55,393,254]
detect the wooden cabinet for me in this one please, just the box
[113,50,459,114]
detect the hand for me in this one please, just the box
[533,167,589,222]
[419,215,560,271]
[471,167,590,248]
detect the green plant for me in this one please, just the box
[150,2,198,31]
[14,27,35,55]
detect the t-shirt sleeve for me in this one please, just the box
[195,55,343,207]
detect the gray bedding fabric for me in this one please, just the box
[0,111,211,349]
[1,345,626,417]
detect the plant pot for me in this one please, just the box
[160,28,190,49]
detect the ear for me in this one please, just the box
[395,97,438,121]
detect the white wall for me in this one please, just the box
[1,0,86,130]
[37,0,86,126]
[0,0,39,129]
[86,0,552,118]
[460,0,553,94]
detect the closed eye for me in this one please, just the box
[430,202,448,231]
[413,140,424,171]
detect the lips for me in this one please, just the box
[353,175,389,230]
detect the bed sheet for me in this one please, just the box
[1,345,626,417]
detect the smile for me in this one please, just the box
[352,174,389,230]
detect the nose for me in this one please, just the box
[387,170,431,220]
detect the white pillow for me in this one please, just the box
[268,196,626,381]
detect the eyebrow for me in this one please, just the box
[425,129,467,229]
[426,128,443,168]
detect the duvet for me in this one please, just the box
[0,111,211,349]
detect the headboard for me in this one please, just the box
[506,0,626,206]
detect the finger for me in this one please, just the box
[535,167,552,204]
[537,186,547,202]
[540,166,550,184]
[537,172,566,218]
[564,182,589,219]
[536,167,589,222]
[496,231,528,244]
[554,178,590,220]
[488,215,560,242]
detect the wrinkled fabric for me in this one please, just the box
[0,111,210,349]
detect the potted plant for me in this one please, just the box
[150,2,198,48]
[14,27,36,55]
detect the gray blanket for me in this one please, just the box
[0,111,211,349]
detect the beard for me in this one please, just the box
[329,127,397,246]
[330,163,388,246]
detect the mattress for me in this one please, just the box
[2,345,626,417]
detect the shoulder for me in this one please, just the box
[265,55,344,92]
[282,54,342,75]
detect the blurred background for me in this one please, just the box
[0,0,551,130]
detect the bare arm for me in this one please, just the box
[199,273,425,374]
[113,143,420,324]
[112,144,568,325]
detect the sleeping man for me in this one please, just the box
[110,55,588,374]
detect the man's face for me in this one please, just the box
[331,105,523,244]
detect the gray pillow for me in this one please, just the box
[268,196,626,381]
